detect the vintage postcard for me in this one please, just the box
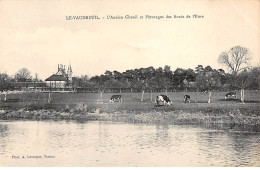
[0,0,259,167]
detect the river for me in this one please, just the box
[0,120,259,166]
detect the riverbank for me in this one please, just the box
[0,91,259,126]
[0,106,259,126]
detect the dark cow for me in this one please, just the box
[156,95,172,106]
[110,95,122,102]
[225,92,236,99]
[200,89,208,94]
[184,95,191,103]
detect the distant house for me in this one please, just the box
[45,64,74,90]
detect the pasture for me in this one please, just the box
[0,91,259,116]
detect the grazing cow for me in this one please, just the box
[156,95,172,106]
[184,95,191,103]
[225,92,236,99]
[110,95,122,102]
[200,89,208,94]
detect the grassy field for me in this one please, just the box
[0,91,259,125]
[1,91,259,111]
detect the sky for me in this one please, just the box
[0,0,259,80]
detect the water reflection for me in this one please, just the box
[0,123,9,138]
[0,123,9,156]
[0,120,259,166]
[226,132,260,166]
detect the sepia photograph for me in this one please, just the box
[0,0,259,167]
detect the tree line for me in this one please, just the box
[0,68,42,91]
[0,46,260,102]
[73,46,259,91]
[72,64,259,96]
[73,46,260,103]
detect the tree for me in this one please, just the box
[218,46,251,89]
[89,74,110,101]
[122,70,135,92]
[163,65,173,94]
[15,68,32,82]
[218,46,251,75]
[104,70,113,79]
[195,65,204,74]
[248,66,260,90]
[74,75,89,88]
[147,76,158,102]
[173,68,186,90]
[172,68,195,91]
[0,73,12,92]
[195,65,221,103]
[137,68,149,102]
[0,73,12,101]
[112,70,122,80]
[218,46,253,102]
[183,69,196,91]
[217,69,226,86]
[109,79,129,93]
[144,67,156,102]
[124,67,157,101]
[235,69,254,103]
[155,66,173,94]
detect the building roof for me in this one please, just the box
[45,74,67,81]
